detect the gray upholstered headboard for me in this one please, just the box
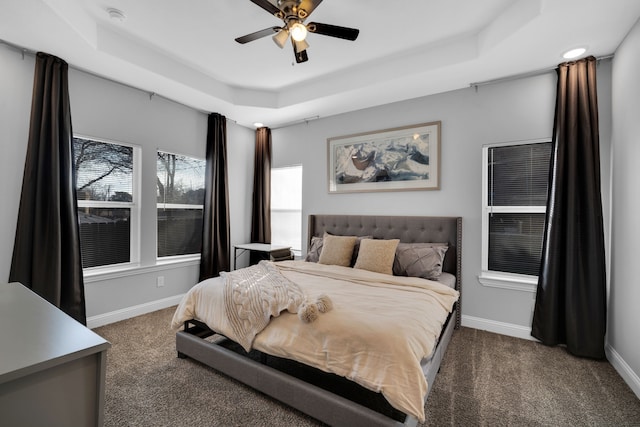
[308,214,462,327]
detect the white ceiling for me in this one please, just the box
[2,0,640,128]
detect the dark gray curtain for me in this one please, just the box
[9,52,86,325]
[250,127,271,244]
[531,56,607,359]
[250,127,272,265]
[199,113,230,281]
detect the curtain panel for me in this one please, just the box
[251,127,272,239]
[531,56,607,359]
[9,52,86,325]
[250,127,272,265]
[199,113,230,281]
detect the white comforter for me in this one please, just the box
[171,260,459,422]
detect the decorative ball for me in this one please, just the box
[298,302,319,323]
[316,294,334,313]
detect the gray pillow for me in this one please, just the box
[305,236,324,262]
[393,243,449,280]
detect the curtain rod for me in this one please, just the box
[469,54,614,89]
[271,115,320,130]
[0,38,238,124]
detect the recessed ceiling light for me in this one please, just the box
[253,122,264,128]
[563,47,586,59]
[107,7,126,23]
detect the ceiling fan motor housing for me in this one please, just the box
[276,0,308,26]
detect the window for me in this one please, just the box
[271,165,303,253]
[74,137,139,269]
[157,151,206,258]
[480,140,552,289]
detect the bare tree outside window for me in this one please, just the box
[73,137,136,268]
[157,151,205,257]
[74,138,133,202]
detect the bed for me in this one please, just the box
[173,214,462,426]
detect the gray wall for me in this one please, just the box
[0,44,254,321]
[273,66,611,333]
[610,18,640,393]
[0,45,32,282]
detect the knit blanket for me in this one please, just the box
[222,261,306,352]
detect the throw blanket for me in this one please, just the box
[223,261,305,352]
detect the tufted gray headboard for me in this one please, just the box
[308,214,462,327]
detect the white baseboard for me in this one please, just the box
[606,344,640,399]
[461,314,537,341]
[87,294,184,329]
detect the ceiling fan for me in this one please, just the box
[235,0,360,63]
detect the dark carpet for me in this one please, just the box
[93,307,640,426]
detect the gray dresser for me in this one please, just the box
[0,282,110,427]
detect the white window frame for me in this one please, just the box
[75,135,141,273]
[270,164,303,256]
[156,150,205,261]
[479,138,550,292]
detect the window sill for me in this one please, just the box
[478,271,538,293]
[84,256,200,283]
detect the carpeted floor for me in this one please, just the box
[94,307,640,426]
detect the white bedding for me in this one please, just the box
[172,260,459,422]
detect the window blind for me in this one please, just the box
[73,138,134,268]
[156,151,205,257]
[488,143,551,207]
[487,142,552,276]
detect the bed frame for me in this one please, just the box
[176,214,462,427]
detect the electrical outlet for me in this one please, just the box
[156,276,165,287]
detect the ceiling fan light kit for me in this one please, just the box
[236,0,360,63]
[290,22,308,42]
[294,38,309,52]
[272,29,290,48]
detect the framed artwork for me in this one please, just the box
[327,121,441,193]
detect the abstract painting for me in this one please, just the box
[328,121,441,193]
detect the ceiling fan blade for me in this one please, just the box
[292,38,309,63]
[307,22,359,41]
[235,27,281,44]
[298,0,323,18]
[249,0,281,16]
[295,49,309,63]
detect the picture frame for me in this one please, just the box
[327,121,441,193]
